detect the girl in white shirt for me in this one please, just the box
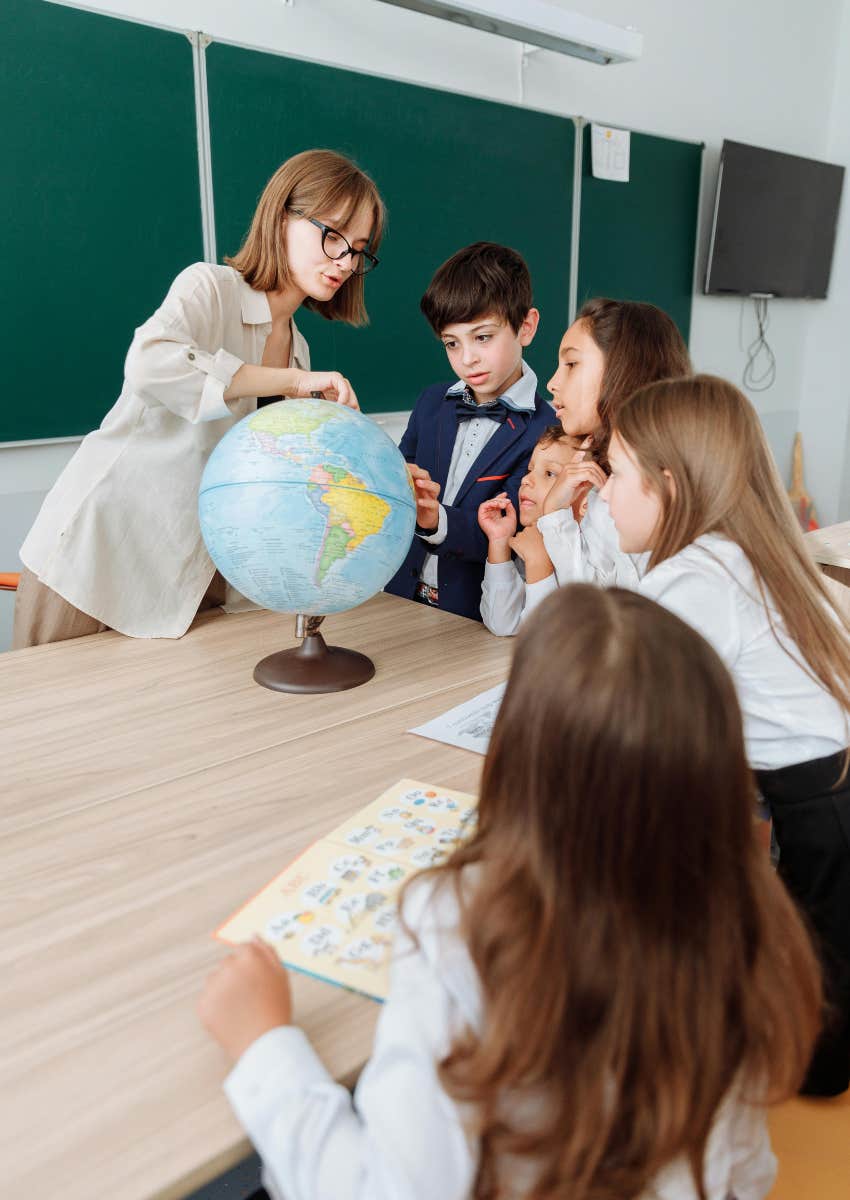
[199,584,821,1200]
[14,150,384,646]
[537,297,691,592]
[602,373,850,1097]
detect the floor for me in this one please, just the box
[768,1089,850,1198]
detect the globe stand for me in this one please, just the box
[253,614,375,694]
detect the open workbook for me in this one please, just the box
[216,779,477,1002]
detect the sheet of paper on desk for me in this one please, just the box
[216,778,477,1002]
[409,682,506,756]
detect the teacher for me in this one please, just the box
[14,150,385,646]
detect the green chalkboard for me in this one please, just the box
[1,0,202,442]
[577,126,703,343]
[206,45,575,413]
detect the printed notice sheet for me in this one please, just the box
[409,682,506,756]
[216,779,477,1002]
[591,122,631,182]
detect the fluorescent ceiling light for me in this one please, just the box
[374,0,643,64]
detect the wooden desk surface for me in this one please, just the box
[805,520,850,569]
[0,595,513,1200]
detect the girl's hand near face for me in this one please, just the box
[542,439,607,516]
[294,370,360,409]
[479,494,517,563]
[198,939,293,1063]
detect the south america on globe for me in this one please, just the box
[198,398,416,617]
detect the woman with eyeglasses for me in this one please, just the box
[14,150,384,646]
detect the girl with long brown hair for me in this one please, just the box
[199,585,820,1200]
[602,373,850,1097]
[15,149,384,646]
[478,299,692,635]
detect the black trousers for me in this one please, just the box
[757,748,850,1096]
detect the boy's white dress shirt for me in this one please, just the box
[641,533,849,769]
[480,557,558,635]
[417,362,539,590]
[224,875,778,1200]
[20,263,309,638]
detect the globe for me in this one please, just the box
[198,398,416,692]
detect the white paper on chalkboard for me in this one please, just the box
[591,123,630,182]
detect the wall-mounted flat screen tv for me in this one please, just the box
[704,140,844,298]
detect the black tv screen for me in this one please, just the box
[704,140,844,298]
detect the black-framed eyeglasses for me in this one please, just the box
[289,209,379,275]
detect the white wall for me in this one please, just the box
[798,0,850,525]
[3,0,850,647]
[527,0,846,506]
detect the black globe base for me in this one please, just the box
[254,614,375,694]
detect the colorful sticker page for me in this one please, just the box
[216,779,477,1002]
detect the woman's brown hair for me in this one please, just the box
[225,149,385,326]
[408,585,821,1200]
[615,373,850,740]
[577,297,692,465]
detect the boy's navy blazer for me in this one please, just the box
[385,380,555,621]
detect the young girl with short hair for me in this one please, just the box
[199,584,821,1199]
[602,373,850,1096]
[15,149,384,646]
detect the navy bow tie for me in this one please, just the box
[454,390,509,424]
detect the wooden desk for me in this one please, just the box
[0,595,512,1200]
[806,520,850,584]
[805,521,850,619]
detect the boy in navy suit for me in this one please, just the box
[385,242,554,621]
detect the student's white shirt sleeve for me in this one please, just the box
[536,491,641,590]
[481,560,524,634]
[123,264,245,424]
[481,561,557,635]
[640,562,743,666]
[223,915,477,1200]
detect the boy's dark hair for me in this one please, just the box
[420,242,533,335]
[537,424,583,452]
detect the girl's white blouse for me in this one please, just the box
[640,533,849,769]
[537,488,643,589]
[224,876,777,1200]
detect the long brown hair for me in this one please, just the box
[615,373,850,731]
[408,585,820,1200]
[578,297,691,465]
[225,149,385,325]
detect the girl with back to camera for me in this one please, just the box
[602,373,850,1097]
[478,298,691,634]
[14,149,384,647]
[199,585,820,1200]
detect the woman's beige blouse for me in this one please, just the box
[20,263,310,637]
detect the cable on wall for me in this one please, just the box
[740,293,776,392]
